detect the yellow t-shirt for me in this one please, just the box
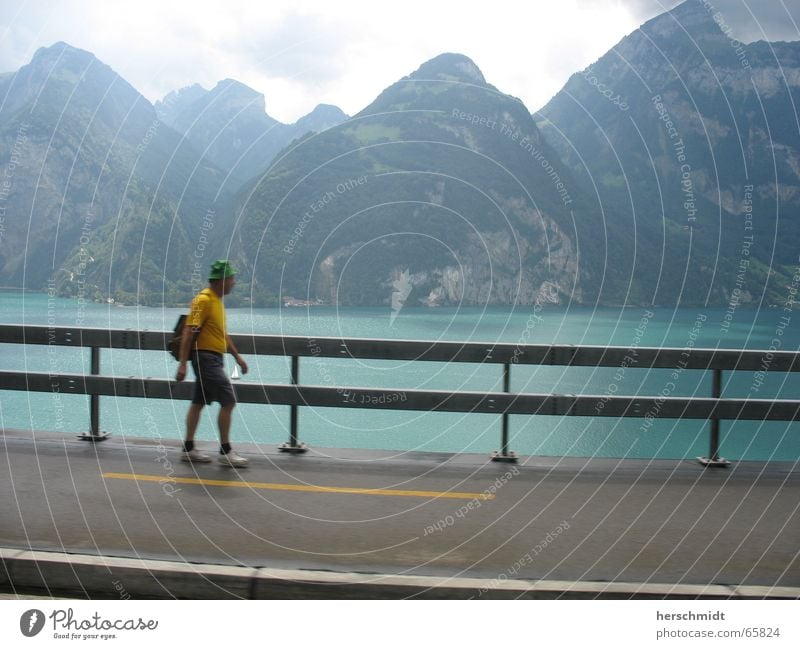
[186,288,227,355]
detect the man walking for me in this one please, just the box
[176,260,249,467]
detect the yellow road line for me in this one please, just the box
[102,472,494,501]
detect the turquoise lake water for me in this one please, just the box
[1,291,798,461]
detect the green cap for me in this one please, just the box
[209,260,237,280]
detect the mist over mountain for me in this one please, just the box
[154,83,208,125]
[155,81,347,183]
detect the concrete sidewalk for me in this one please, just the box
[1,429,798,599]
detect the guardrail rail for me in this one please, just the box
[1,324,798,466]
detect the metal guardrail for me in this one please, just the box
[1,324,798,465]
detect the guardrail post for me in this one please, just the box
[78,346,109,442]
[492,362,517,462]
[280,355,308,454]
[698,368,729,467]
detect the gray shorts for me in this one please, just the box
[191,351,236,406]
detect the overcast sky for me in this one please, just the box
[1,0,799,123]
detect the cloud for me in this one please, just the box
[1,0,798,124]
[719,1,800,42]
[615,0,800,42]
[235,11,351,84]
[611,0,682,23]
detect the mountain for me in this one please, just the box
[537,0,800,307]
[294,104,349,139]
[154,83,208,124]
[227,53,617,307]
[5,7,799,311]
[156,81,348,182]
[0,42,235,304]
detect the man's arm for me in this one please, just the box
[175,325,198,382]
[226,334,248,375]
